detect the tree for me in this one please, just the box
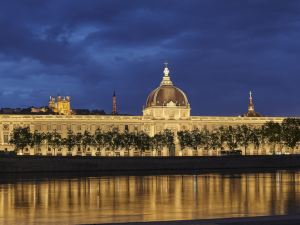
[122,131,135,156]
[31,130,45,154]
[251,127,261,154]
[75,132,83,152]
[94,129,105,154]
[63,130,76,154]
[177,130,191,150]
[111,129,123,153]
[223,126,242,151]
[10,127,32,155]
[191,129,203,150]
[103,131,112,151]
[238,125,254,155]
[163,129,175,156]
[281,118,300,154]
[46,130,62,155]
[201,128,211,151]
[262,121,283,154]
[209,129,223,151]
[134,131,151,155]
[82,130,94,153]
[152,132,165,154]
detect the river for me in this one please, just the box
[0,170,300,224]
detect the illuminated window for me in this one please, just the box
[3,135,9,144]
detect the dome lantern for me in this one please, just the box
[160,63,173,86]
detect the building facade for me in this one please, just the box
[0,65,296,156]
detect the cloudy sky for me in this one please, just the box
[0,0,299,116]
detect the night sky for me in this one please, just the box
[0,0,299,116]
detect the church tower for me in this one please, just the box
[248,91,255,113]
[244,91,262,117]
[112,90,117,115]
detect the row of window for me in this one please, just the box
[33,124,139,132]
[1,123,140,132]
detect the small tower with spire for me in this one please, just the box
[244,91,261,117]
[112,90,117,115]
[248,91,254,113]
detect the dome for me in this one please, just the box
[145,65,189,108]
[146,85,189,107]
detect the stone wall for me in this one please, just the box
[1,155,300,173]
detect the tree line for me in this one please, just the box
[9,118,300,155]
[178,118,300,154]
[9,128,175,155]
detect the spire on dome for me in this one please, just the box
[160,62,173,86]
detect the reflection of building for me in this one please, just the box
[0,172,298,224]
[48,96,71,115]
[0,64,296,156]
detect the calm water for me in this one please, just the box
[1,171,300,224]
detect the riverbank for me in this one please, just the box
[94,215,300,225]
[1,155,300,173]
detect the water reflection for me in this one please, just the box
[1,171,300,224]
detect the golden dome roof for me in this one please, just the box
[145,65,189,108]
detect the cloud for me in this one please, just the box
[0,0,299,115]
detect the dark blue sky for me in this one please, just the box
[0,0,299,116]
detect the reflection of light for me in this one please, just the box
[276,172,282,182]
[0,171,298,224]
[193,175,198,194]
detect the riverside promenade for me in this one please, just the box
[1,155,300,173]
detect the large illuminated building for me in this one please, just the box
[0,65,293,156]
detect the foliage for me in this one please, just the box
[31,130,45,150]
[63,130,76,152]
[46,130,62,154]
[9,127,32,154]
[81,130,94,152]
[262,121,283,153]
[281,118,300,153]
[163,129,175,154]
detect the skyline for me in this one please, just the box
[0,0,300,116]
